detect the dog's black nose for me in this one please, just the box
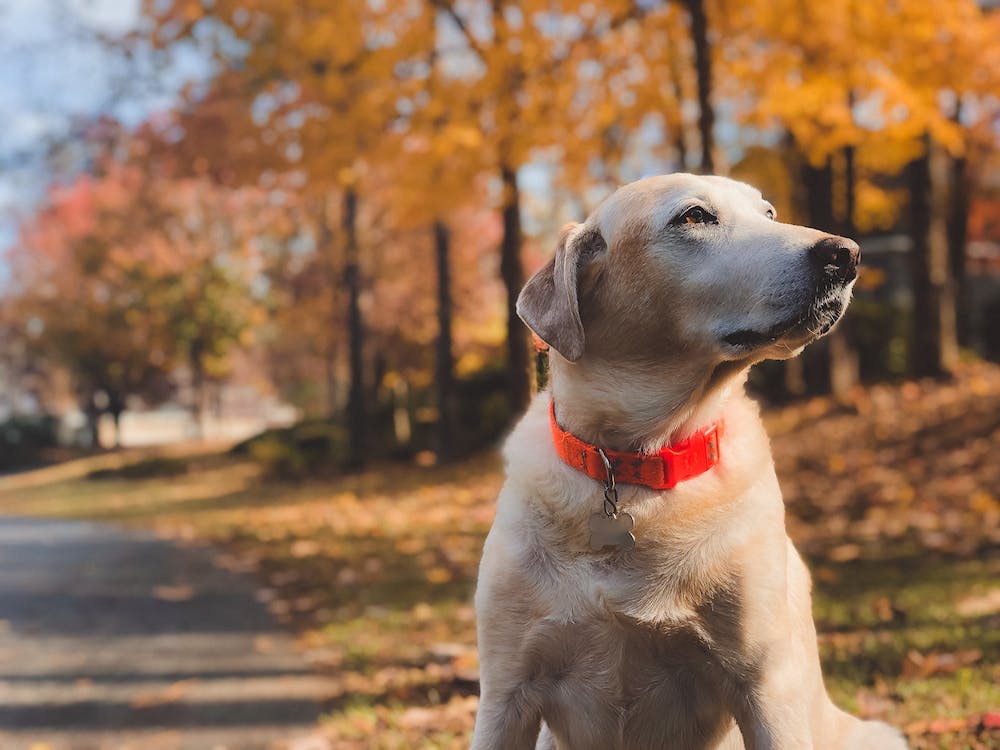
[809,236,860,280]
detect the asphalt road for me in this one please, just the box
[0,516,336,750]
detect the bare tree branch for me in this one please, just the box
[431,0,489,62]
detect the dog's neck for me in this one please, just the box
[548,354,749,454]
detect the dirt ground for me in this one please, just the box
[0,516,336,750]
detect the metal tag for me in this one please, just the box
[589,511,636,551]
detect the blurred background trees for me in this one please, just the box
[2,0,999,472]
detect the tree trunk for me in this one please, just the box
[492,2,531,413]
[434,220,457,461]
[686,0,715,173]
[106,389,126,449]
[500,163,530,412]
[800,155,836,396]
[826,328,858,398]
[803,157,834,230]
[907,135,958,377]
[801,152,861,398]
[783,357,807,397]
[324,354,338,418]
[189,340,205,441]
[946,106,970,347]
[665,42,690,171]
[318,195,339,417]
[392,378,411,446]
[110,408,123,449]
[842,142,856,234]
[828,141,860,398]
[82,391,101,449]
[343,187,366,466]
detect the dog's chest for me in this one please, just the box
[527,609,738,750]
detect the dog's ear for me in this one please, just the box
[516,222,607,362]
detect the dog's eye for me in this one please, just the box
[766,208,776,220]
[674,206,716,226]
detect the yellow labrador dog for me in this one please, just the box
[472,174,907,750]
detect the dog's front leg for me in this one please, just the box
[727,542,818,750]
[471,538,544,750]
[471,605,543,749]
[470,682,543,750]
[732,646,815,750]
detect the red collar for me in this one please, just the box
[549,402,723,491]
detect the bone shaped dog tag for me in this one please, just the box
[589,511,636,551]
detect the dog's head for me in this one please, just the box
[518,173,859,368]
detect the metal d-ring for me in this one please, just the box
[597,448,620,519]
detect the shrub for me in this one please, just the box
[0,415,59,472]
[237,420,350,479]
[87,456,189,480]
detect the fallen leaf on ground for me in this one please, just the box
[152,584,194,601]
[902,649,983,679]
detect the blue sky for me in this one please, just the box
[0,0,203,257]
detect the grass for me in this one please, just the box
[1,364,998,748]
[813,555,1000,743]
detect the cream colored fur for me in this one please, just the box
[471,174,907,750]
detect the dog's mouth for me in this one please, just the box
[722,318,800,349]
[721,290,848,353]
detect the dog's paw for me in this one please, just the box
[847,719,908,750]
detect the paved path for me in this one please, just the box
[0,517,335,750]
